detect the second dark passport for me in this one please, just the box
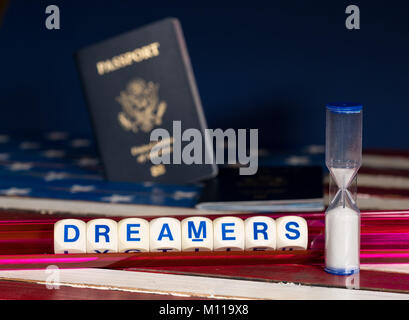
[75,18,217,183]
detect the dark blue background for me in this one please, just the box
[1,0,408,149]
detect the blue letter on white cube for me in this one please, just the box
[86,219,118,253]
[276,216,308,250]
[118,218,150,253]
[244,216,276,251]
[181,217,213,251]
[54,219,86,254]
[213,217,244,251]
[150,217,181,252]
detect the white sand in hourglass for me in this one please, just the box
[325,206,360,271]
[330,167,357,190]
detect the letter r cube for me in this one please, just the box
[244,216,276,251]
[86,219,118,253]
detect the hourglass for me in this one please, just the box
[324,102,363,275]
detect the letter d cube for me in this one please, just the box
[276,216,308,250]
[54,219,86,254]
[86,219,118,253]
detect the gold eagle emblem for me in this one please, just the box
[116,79,167,133]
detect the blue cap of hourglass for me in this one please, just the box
[326,102,363,114]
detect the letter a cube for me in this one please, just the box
[150,217,181,252]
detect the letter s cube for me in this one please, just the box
[276,216,308,250]
[86,219,118,253]
[54,219,86,254]
[244,216,276,251]
[181,217,213,251]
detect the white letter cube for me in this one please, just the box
[181,217,213,252]
[244,216,276,251]
[86,219,118,253]
[150,217,181,252]
[118,218,150,253]
[276,216,308,250]
[54,219,86,254]
[213,216,244,251]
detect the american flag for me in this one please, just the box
[259,144,409,210]
[0,132,407,214]
[0,132,202,213]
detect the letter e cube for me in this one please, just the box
[118,218,150,253]
[213,217,244,251]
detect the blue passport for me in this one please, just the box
[75,18,217,184]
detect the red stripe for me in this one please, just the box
[324,185,409,197]
[364,148,409,158]
[360,166,409,177]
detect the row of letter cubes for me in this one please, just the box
[54,216,308,254]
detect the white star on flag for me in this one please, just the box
[304,144,325,155]
[0,153,10,161]
[45,131,68,141]
[44,171,70,181]
[42,150,66,158]
[70,139,91,148]
[101,194,134,203]
[69,185,96,193]
[285,156,311,166]
[19,142,40,150]
[143,182,154,187]
[0,187,31,196]
[0,135,10,143]
[77,157,99,166]
[8,162,33,171]
[172,191,198,200]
